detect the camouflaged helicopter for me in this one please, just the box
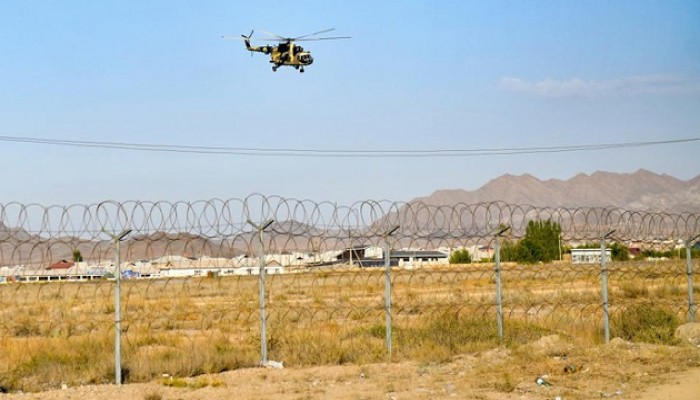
[222,29,350,73]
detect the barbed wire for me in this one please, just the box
[2,196,699,240]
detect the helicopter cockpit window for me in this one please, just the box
[299,54,312,63]
[294,45,303,53]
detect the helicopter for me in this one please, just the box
[222,28,350,73]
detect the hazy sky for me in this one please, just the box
[1,1,699,205]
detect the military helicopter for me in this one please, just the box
[222,28,350,73]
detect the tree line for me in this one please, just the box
[449,219,699,264]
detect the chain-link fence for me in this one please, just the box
[1,196,698,391]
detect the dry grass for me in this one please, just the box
[473,338,700,399]
[143,392,162,400]
[0,259,694,392]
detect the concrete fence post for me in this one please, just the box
[103,228,132,385]
[248,219,274,365]
[600,230,615,343]
[493,226,510,342]
[686,235,699,323]
[383,225,399,360]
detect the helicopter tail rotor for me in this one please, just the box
[239,30,254,53]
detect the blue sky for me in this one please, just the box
[1,1,699,205]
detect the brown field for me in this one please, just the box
[1,260,698,399]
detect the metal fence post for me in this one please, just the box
[103,228,132,385]
[600,230,615,343]
[383,225,399,360]
[687,235,699,323]
[248,219,274,365]
[493,226,509,342]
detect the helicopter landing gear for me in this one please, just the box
[272,65,278,72]
[300,67,305,73]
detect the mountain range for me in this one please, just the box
[410,169,700,213]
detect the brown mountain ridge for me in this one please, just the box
[411,169,700,213]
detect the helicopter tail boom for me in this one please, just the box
[239,31,273,55]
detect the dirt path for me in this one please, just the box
[4,347,700,400]
[635,367,700,400]
[2,333,698,400]
[5,365,700,400]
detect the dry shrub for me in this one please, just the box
[143,391,162,400]
[492,372,517,393]
[611,303,680,345]
[618,282,649,299]
[396,311,553,362]
[126,332,258,382]
[0,335,113,392]
[268,321,386,365]
[265,311,553,367]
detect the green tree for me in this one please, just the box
[449,248,472,264]
[610,242,629,261]
[499,239,519,262]
[515,219,561,263]
[72,249,83,262]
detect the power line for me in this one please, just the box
[0,135,697,158]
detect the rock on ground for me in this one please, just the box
[675,322,700,346]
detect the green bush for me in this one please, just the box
[611,304,680,344]
[449,248,472,264]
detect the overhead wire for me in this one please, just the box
[0,135,697,158]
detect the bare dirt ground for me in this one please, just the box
[4,338,699,400]
[635,367,700,400]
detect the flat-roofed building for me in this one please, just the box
[571,248,612,264]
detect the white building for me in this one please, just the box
[154,256,285,278]
[391,250,449,268]
[571,248,612,264]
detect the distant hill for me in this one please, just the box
[411,169,700,213]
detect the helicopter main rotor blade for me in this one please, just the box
[222,37,265,42]
[293,28,336,40]
[224,29,349,43]
[259,30,287,40]
[221,36,279,44]
[293,36,351,42]
[221,36,264,42]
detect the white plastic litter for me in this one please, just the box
[262,360,284,369]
